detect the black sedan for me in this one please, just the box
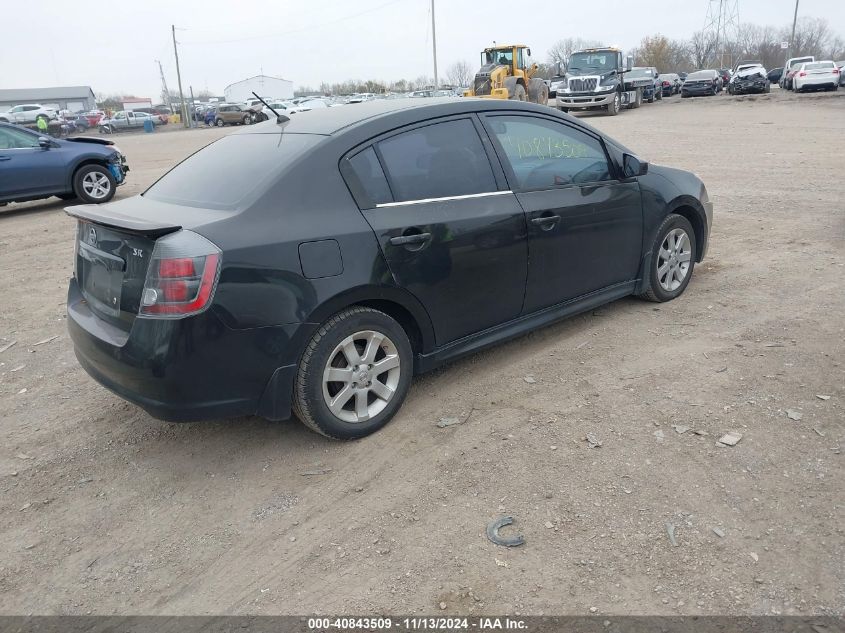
[682,70,722,97]
[66,99,713,439]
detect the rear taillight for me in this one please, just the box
[833,68,840,74]
[798,71,806,77]
[140,230,221,318]
[662,81,670,86]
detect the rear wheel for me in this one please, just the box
[640,214,697,303]
[293,307,413,440]
[215,118,225,127]
[73,164,116,204]
[510,84,527,101]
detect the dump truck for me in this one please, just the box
[464,44,549,105]
[551,46,652,115]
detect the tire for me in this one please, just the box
[606,91,621,116]
[242,115,251,125]
[293,306,413,440]
[647,92,654,103]
[73,164,116,204]
[639,214,697,303]
[510,83,527,101]
[656,88,663,101]
[215,118,225,127]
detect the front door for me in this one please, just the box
[482,113,643,313]
[346,117,529,346]
[0,126,66,197]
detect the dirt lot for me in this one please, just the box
[1,89,843,617]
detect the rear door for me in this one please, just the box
[481,113,643,313]
[344,116,529,346]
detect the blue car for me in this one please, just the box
[0,122,128,206]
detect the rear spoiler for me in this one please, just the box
[65,205,181,238]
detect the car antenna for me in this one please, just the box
[251,91,289,123]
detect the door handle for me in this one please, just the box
[531,214,560,231]
[0,156,10,161]
[390,232,431,246]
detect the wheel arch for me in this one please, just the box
[68,157,111,190]
[304,285,436,357]
[666,197,707,263]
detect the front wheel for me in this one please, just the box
[606,91,621,115]
[640,214,697,303]
[293,307,413,440]
[215,118,225,127]
[73,164,116,204]
[510,84,527,101]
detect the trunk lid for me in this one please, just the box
[67,197,233,332]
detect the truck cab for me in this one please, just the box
[554,47,650,116]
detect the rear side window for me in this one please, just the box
[486,115,611,190]
[376,119,497,202]
[348,146,392,205]
[144,133,320,210]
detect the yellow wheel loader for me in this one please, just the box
[464,44,549,105]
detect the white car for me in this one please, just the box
[837,61,845,86]
[793,61,841,92]
[0,103,58,124]
[286,98,329,114]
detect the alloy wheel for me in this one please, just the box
[321,330,401,424]
[81,172,112,200]
[657,228,692,292]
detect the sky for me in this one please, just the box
[2,0,843,99]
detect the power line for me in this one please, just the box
[181,0,409,45]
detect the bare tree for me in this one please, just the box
[547,37,603,72]
[689,30,718,69]
[783,16,832,58]
[445,61,473,88]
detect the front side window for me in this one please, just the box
[486,115,612,190]
[0,127,40,149]
[376,119,497,202]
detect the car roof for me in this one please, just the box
[236,97,572,137]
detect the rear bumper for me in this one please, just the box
[67,279,301,422]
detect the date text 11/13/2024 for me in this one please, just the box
[307,617,528,630]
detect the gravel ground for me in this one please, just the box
[0,88,843,616]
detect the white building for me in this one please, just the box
[224,75,293,103]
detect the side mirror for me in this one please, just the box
[526,48,532,57]
[623,154,648,178]
[625,56,634,72]
[38,136,51,148]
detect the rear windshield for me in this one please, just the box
[687,71,714,80]
[804,62,834,70]
[144,133,320,210]
[627,68,654,78]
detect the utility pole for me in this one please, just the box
[189,86,196,128]
[430,0,438,89]
[783,0,800,78]
[155,60,172,111]
[172,25,188,129]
